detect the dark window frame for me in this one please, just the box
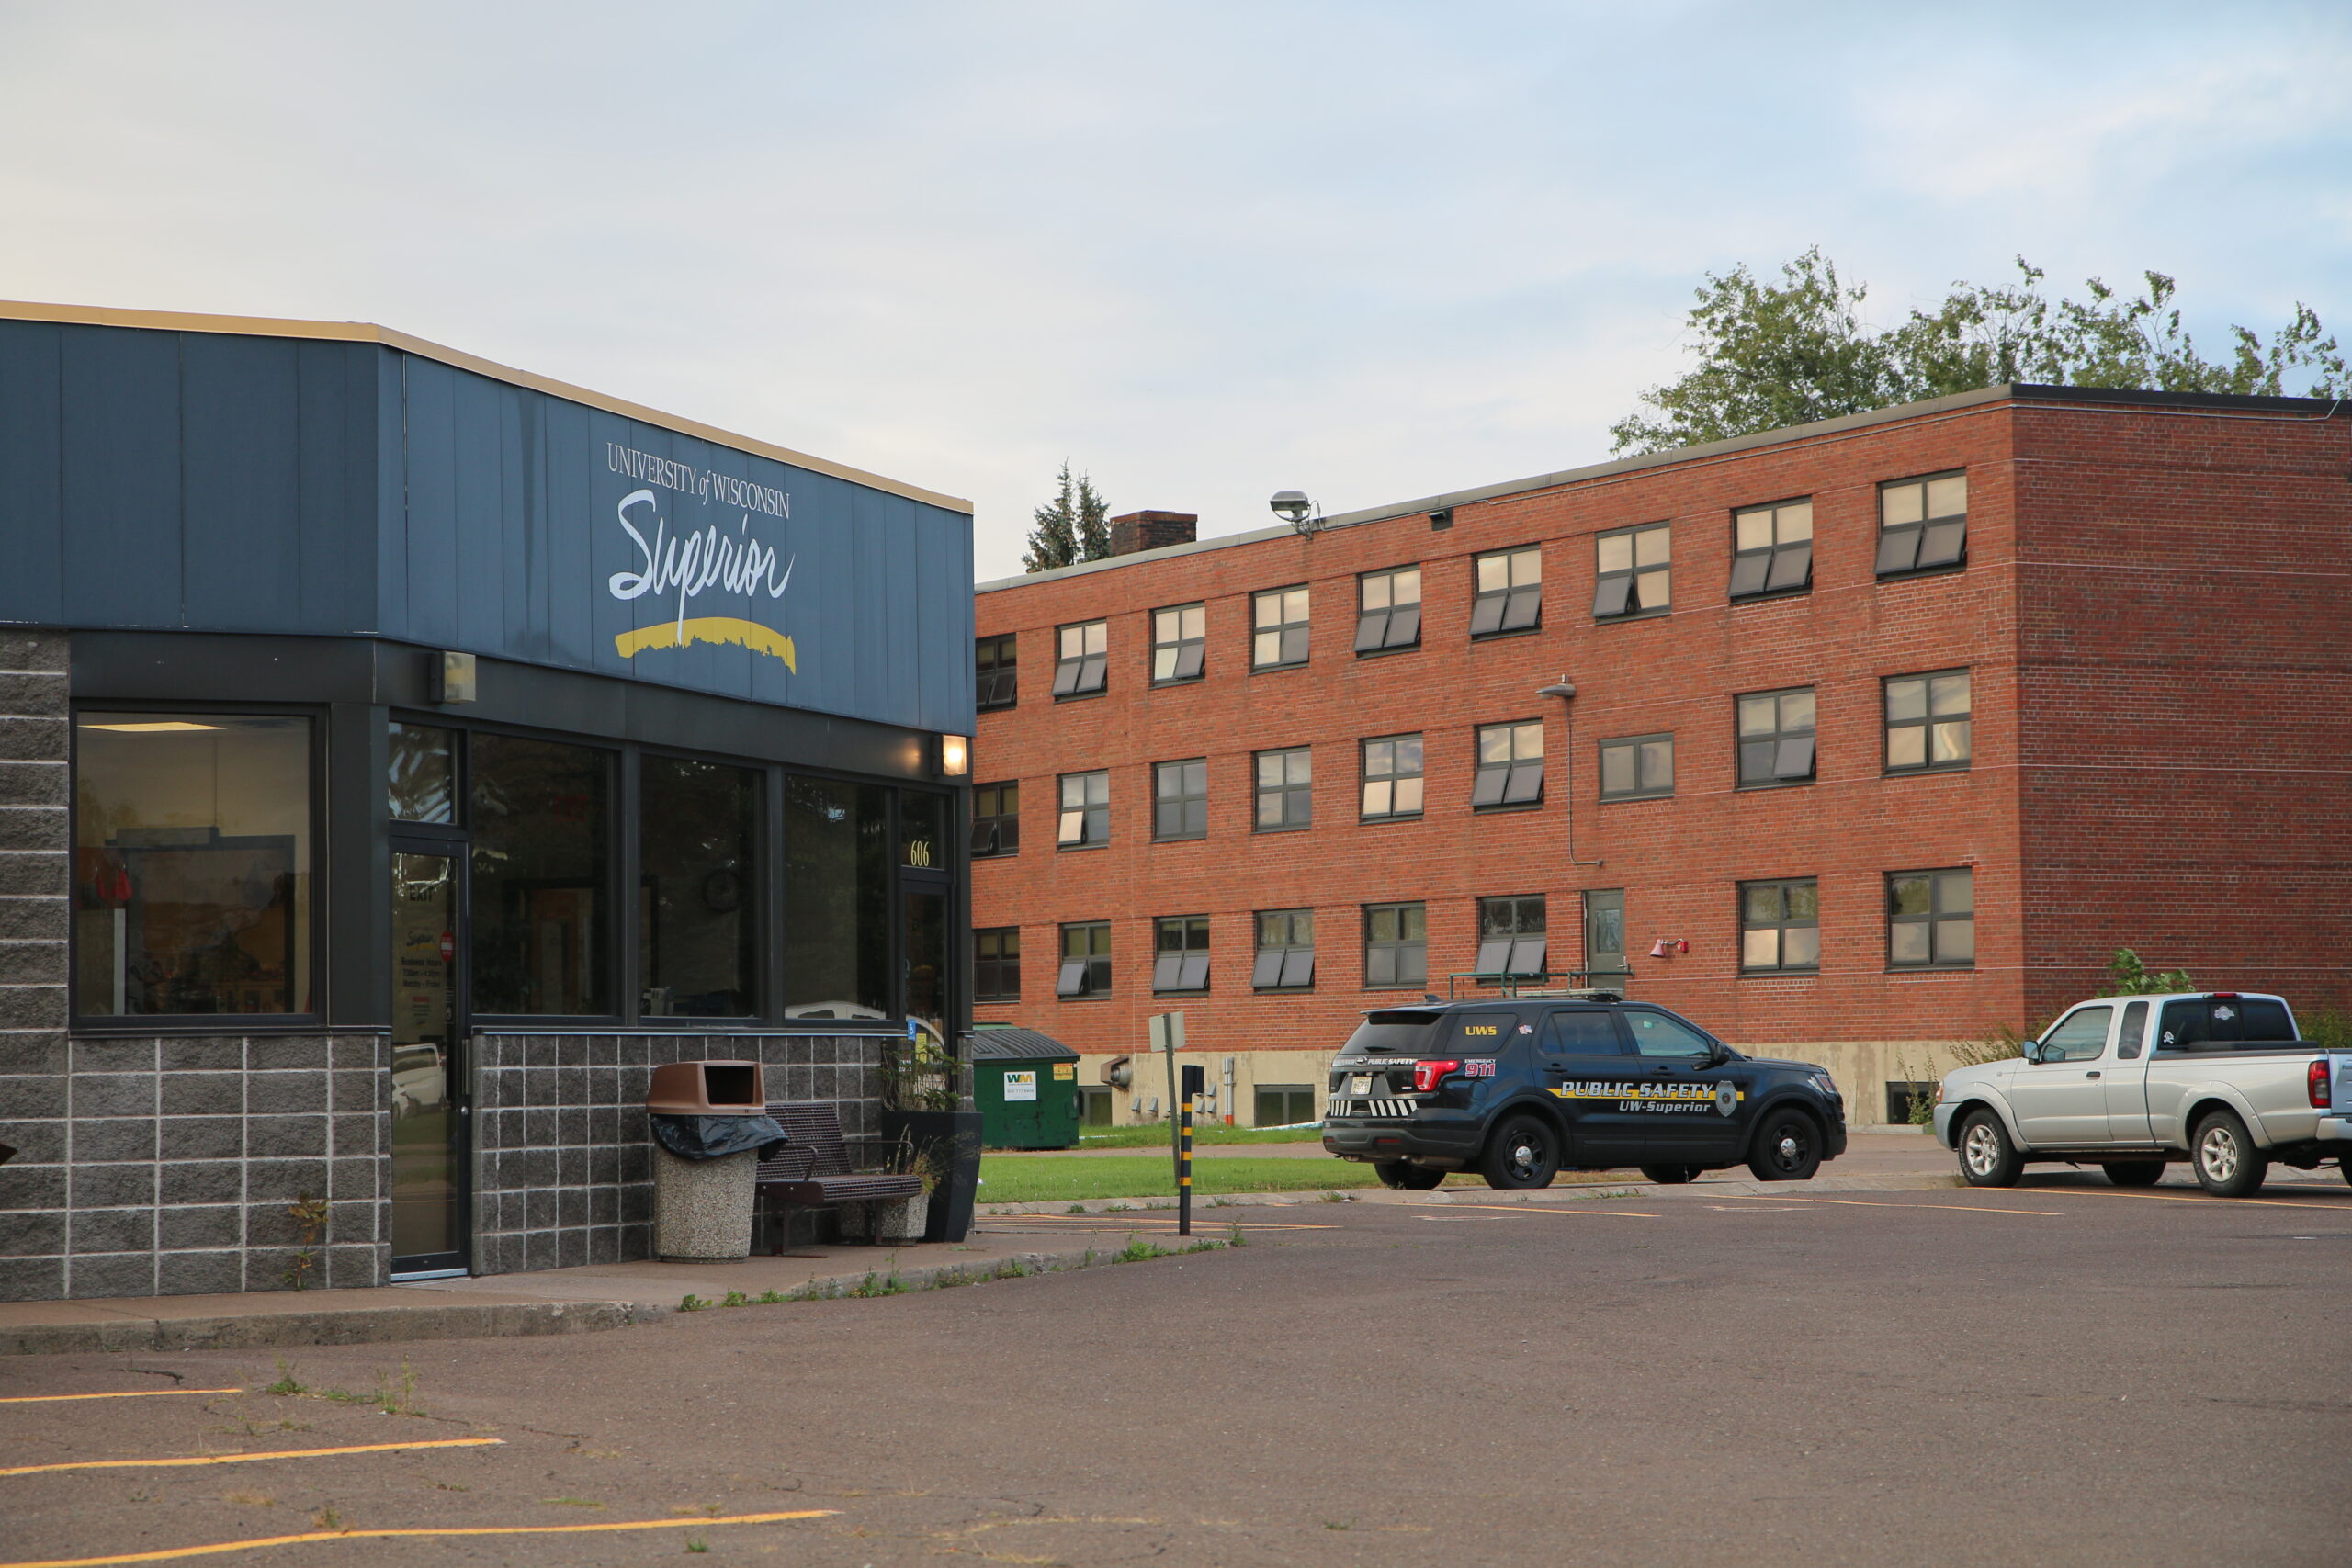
[69,702,331,1032]
[1475,895,1548,977]
[1253,746,1312,833]
[1251,585,1311,671]
[1056,770,1110,850]
[1052,619,1108,698]
[637,748,764,1020]
[1883,669,1972,775]
[1150,602,1208,685]
[1056,920,1111,998]
[974,925,1021,1002]
[972,780,1020,857]
[1598,732,1676,801]
[1362,901,1429,989]
[1876,470,1969,578]
[1355,565,1424,655]
[1252,908,1316,989]
[1359,733,1426,821]
[1729,498,1815,601]
[1888,867,1975,971]
[1593,521,1671,620]
[1472,720,1544,810]
[1471,546,1543,637]
[1736,686,1817,789]
[1152,758,1208,842]
[1152,913,1211,993]
[1740,877,1820,975]
[976,633,1018,710]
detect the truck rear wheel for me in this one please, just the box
[2190,1110,2267,1198]
[2102,1160,2165,1188]
[1479,1115,1559,1190]
[1374,1160,1445,1191]
[1958,1110,2023,1187]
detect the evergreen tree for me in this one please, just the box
[1611,250,2346,455]
[1023,461,1081,573]
[1022,461,1114,572]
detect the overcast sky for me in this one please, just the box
[2,2,2346,579]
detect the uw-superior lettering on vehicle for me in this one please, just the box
[1935,991,2352,1196]
[1319,993,1847,1190]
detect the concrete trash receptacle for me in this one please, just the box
[652,1145,759,1261]
[644,1060,778,1263]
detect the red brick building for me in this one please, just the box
[970,386,2351,1126]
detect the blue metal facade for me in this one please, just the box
[0,319,975,736]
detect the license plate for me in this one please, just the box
[1349,1075,1373,1095]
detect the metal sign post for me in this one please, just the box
[1149,1010,1186,1180]
[1179,1063,1203,1236]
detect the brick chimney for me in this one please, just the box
[1106,510,1198,558]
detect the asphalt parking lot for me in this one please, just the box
[4,1173,2347,1568]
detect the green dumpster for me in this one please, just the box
[972,1026,1082,1149]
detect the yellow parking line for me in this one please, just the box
[0,1438,502,1478]
[1447,1203,1660,1219]
[1713,1195,2066,1217]
[2053,1188,2352,1214]
[0,1511,835,1568]
[0,1391,243,1406]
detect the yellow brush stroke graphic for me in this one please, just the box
[0,1510,834,1568]
[614,617,796,668]
[0,1438,501,1477]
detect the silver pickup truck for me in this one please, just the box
[1934,992,2352,1196]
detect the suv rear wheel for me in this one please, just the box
[1479,1115,1559,1190]
[1374,1160,1445,1191]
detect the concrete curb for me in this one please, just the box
[976,1169,1965,1217]
[0,1298,656,1358]
[1,1238,1234,1357]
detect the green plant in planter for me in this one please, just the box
[879,1034,963,1112]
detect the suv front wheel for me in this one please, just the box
[1747,1109,1824,1181]
[1480,1115,1560,1190]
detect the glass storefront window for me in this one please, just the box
[784,776,891,1016]
[639,756,759,1018]
[390,722,458,823]
[73,713,312,1017]
[469,734,612,1015]
[899,793,946,870]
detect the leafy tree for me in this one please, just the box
[2110,948,2195,996]
[1611,249,2346,454]
[1022,460,1114,572]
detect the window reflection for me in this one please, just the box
[470,734,611,1015]
[784,776,891,1016]
[74,714,312,1016]
[639,756,759,1017]
[389,722,458,824]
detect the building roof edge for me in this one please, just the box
[0,298,975,515]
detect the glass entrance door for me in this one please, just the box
[390,850,468,1274]
[900,883,949,1048]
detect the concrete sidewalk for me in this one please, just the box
[0,1215,1231,1358]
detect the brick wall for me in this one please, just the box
[972,402,2031,1080]
[2011,402,2352,1021]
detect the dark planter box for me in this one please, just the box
[879,1110,981,1243]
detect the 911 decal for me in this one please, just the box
[1464,1059,1497,1077]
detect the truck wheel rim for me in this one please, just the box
[2199,1126,2238,1181]
[1963,1123,1999,1176]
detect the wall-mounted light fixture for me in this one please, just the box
[939,733,970,778]
[1269,490,1323,537]
[1536,675,1602,868]
[429,650,478,705]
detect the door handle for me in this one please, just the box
[2085,1071,2100,1079]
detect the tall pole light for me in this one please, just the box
[1538,676,1603,869]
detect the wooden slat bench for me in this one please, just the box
[754,1101,924,1251]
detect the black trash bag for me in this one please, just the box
[648,1112,788,1162]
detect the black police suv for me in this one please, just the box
[1319,994,1847,1189]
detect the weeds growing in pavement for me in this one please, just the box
[678,1294,710,1312]
[1226,1223,1249,1247]
[311,1507,343,1530]
[992,1258,1031,1280]
[279,1194,330,1292]
[719,1291,750,1309]
[684,1535,709,1552]
[265,1360,305,1397]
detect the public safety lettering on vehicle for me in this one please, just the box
[1551,1080,1744,1116]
